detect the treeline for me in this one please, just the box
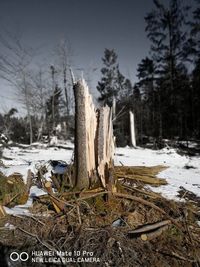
[0,0,200,146]
[97,0,200,146]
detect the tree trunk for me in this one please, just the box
[64,67,70,116]
[129,111,136,147]
[28,112,33,145]
[97,106,114,188]
[51,66,56,131]
[73,80,115,190]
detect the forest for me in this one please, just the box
[0,0,200,148]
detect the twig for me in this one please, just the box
[112,105,127,122]
[11,214,45,226]
[76,204,82,225]
[17,227,53,251]
[70,191,108,202]
[116,241,125,262]
[121,184,160,199]
[4,193,20,206]
[24,214,45,226]
[183,209,200,264]
[155,249,196,262]
[16,227,65,265]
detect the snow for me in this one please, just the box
[115,147,200,200]
[0,142,200,215]
[4,223,16,230]
[2,145,73,182]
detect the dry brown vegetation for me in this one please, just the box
[0,165,200,266]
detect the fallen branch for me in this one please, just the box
[140,225,169,241]
[121,184,161,199]
[155,249,196,263]
[129,219,171,234]
[16,227,57,252]
[113,192,182,230]
[11,214,45,226]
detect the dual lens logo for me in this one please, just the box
[10,252,29,262]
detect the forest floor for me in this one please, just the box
[0,141,200,266]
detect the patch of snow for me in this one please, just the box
[4,223,16,230]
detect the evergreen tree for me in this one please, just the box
[145,0,190,138]
[97,49,125,106]
[191,0,200,57]
[190,1,200,137]
[136,57,158,137]
[46,85,62,135]
[191,59,200,137]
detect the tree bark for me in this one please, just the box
[73,80,96,189]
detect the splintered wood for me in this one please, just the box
[97,106,115,188]
[73,80,114,190]
[115,165,168,185]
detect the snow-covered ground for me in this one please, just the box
[0,142,200,214]
[115,147,200,200]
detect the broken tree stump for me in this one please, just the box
[129,111,136,147]
[73,80,115,190]
[97,106,115,188]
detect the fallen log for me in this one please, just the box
[140,225,169,241]
[129,219,171,234]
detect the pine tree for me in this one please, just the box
[191,0,200,57]
[97,49,124,106]
[190,1,200,137]
[145,0,190,138]
[136,57,158,137]
[46,85,62,135]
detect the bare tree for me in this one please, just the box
[55,39,74,116]
[0,30,35,144]
[30,68,50,141]
[16,71,34,144]
[0,29,33,86]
